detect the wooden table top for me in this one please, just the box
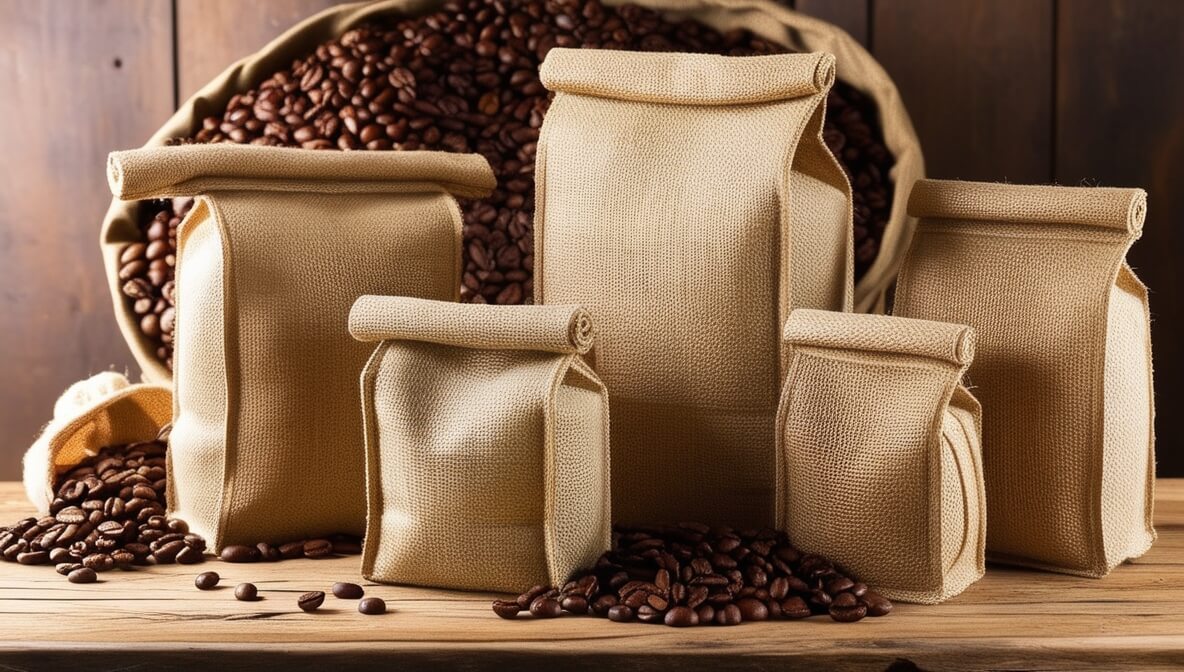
[1,480,1182,671]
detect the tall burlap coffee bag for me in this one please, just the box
[351,296,609,592]
[535,48,852,526]
[894,179,1155,577]
[776,309,984,603]
[107,144,494,550]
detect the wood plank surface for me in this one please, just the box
[0,1,174,481]
[0,480,1181,671]
[1055,0,1184,479]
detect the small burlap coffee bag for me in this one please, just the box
[350,296,609,592]
[776,309,984,603]
[23,372,172,514]
[894,179,1155,577]
[107,144,494,550]
[534,48,852,526]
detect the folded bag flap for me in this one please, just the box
[907,178,1147,238]
[349,295,594,355]
[539,48,835,105]
[783,309,975,368]
[108,144,496,201]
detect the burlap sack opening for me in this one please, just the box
[107,143,494,550]
[534,48,850,527]
[893,178,1156,577]
[100,0,923,385]
[22,372,172,513]
[351,296,609,592]
[776,309,984,604]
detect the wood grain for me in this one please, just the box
[1055,0,1184,478]
[871,0,1054,183]
[794,0,869,46]
[0,480,1181,671]
[0,1,174,481]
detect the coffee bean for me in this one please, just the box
[56,562,83,576]
[17,550,50,565]
[715,604,742,626]
[664,606,698,627]
[256,542,280,562]
[298,591,325,612]
[82,553,114,572]
[560,595,588,614]
[516,584,549,610]
[830,601,868,623]
[358,597,386,615]
[860,591,894,617]
[529,596,562,619]
[176,545,204,565]
[303,539,333,558]
[220,545,259,563]
[67,567,98,584]
[607,605,634,623]
[278,541,305,559]
[735,597,768,622]
[781,596,812,619]
[195,571,220,590]
[695,604,715,624]
[590,594,617,616]
[492,599,521,619]
[332,582,364,599]
[235,583,259,601]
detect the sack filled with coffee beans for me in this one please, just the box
[776,309,984,603]
[99,0,922,384]
[534,48,849,527]
[350,295,609,592]
[893,179,1155,578]
[22,372,172,513]
[107,143,495,550]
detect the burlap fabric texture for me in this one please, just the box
[107,143,494,550]
[351,295,609,592]
[100,0,923,384]
[534,48,851,527]
[893,178,1156,577]
[22,372,172,513]
[776,309,984,603]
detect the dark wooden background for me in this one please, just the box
[0,0,1179,481]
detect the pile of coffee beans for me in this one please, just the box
[0,429,208,582]
[218,535,362,563]
[123,0,894,372]
[493,523,892,626]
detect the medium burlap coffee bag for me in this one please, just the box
[107,143,494,549]
[350,296,609,592]
[894,179,1155,577]
[776,309,984,603]
[535,48,851,526]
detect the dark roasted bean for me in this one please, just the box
[220,545,259,563]
[298,591,325,612]
[358,597,386,615]
[529,596,562,618]
[492,599,521,619]
[607,604,635,623]
[195,571,220,590]
[67,567,98,584]
[332,582,365,599]
[235,583,259,601]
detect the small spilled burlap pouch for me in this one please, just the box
[535,48,853,526]
[776,309,984,603]
[351,296,609,592]
[894,179,1155,577]
[23,372,172,513]
[107,144,494,549]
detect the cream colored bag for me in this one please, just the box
[351,296,609,592]
[107,143,494,549]
[894,179,1155,577]
[776,309,984,603]
[535,48,852,526]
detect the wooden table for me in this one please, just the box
[1,481,1182,671]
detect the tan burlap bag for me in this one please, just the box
[107,143,494,549]
[893,179,1156,577]
[534,48,850,526]
[350,296,609,592]
[101,0,922,384]
[22,372,172,513]
[776,309,984,603]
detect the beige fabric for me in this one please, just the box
[100,0,923,384]
[535,48,850,526]
[107,143,493,549]
[776,309,984,604]
[894,178,1156,577]
[22,372,172,513]
[352,296,609,592]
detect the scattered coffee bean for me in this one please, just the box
[234,583,259,601]
[298,591,326,612]
[664,605,698,627]
[860,590,894,617]
[303,539,333,559]
[195,571,220,590]
[332,582,365,599]
[358,597,386,615]
[529,596,562,619]
[492,599,522,619]
[220,545,259,563]
[56,562,83,576]
[67,567,97,584]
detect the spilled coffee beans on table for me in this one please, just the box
[493,523,893,626]
[123,0,895,372]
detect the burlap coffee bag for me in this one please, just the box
[534,48,852,526]
[776,309,984,603]
[350,296,609,592]
[107,144,494,549]
[894,179,1155,577]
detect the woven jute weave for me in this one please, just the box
[776,309,984,603]
[107,144,494,550]
[535,48,852,526]
[352,296,609,592]
[893,178,1156,577]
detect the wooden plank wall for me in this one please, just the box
[0,0,1180,480]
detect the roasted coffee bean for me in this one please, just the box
[56,562,83,576]
[560,595,588,614]
[256,542,280,562]
[781,596,812,619]
[636,604,663,624]
[735,597,768,622]
[152,540,186,563]
[278,541,306,559]
[590,594,617,616]
[695,604,715,624]
[235,583,259,601]
[516,584,549,610]
[82,553,114,572]
[48,547,74,564]
[195,571,220,590]
[303,539,333,558]
[664,606,698,627]
[298,591,325,612]
[492,600,522,619]
[220,545,259,563]
[17,550,50,565]
[529,596,562,619]
[607,604,635,623]
[715,604,743,626]
[110,550,136,567]
[332,582,365,599]
[860,590,894,617]
[358,597,386,615]
[176,545,204,565]
[67,567,98,584]
[830,595,867,623]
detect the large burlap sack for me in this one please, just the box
[100,0,923,384]
[22,372,172,514]
[893,178,1155,577]
[350,296,609,592]
[776,309,984,603]
[107,143,494,549]
[534,48,849,526]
